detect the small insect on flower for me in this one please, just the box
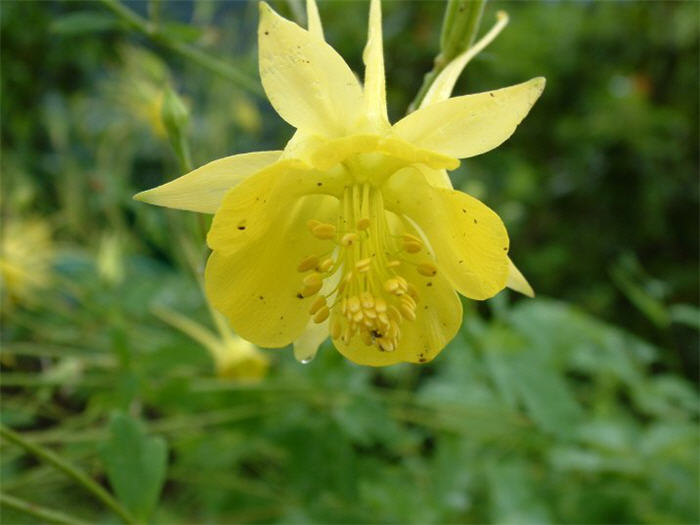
[135,0,543,366]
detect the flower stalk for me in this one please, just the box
[409,0,486,112]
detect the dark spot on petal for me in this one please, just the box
[503,247,508,251]
[264,31,269,35]
[296,293,304,299]
[462,208,466,213]
[473,219,478,224]
[458,260,463,264]
[489,92,495,97]
[316,182,322,186]
[259,296,264,300]
[426,282,433,287]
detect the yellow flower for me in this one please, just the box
[136,0,543,366]
[153,306,269,381]
[0,215,54,308]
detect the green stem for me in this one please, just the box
[0,425,137,524]
[0,493,91,525]
[99,0,262,96]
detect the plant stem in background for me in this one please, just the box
[0,425,137,525]
[99,0,262,97]
[409,0,486,112]
[0,493,91,525]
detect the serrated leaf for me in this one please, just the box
[99,412,168,521]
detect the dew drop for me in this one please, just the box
[293,344,318,364]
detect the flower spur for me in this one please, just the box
[135,0,544,366]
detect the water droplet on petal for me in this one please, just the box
[293,343,318,364]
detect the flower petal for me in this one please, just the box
[134,151,281,213]
[362,0,389,127]
[506,257,534,297]
[393,77,545,159]
[205,193,339,348]
[306,0,323,38]
[258,2,363,136]
[420,11,509,108]
[383,167,509,300]
[332,269,462,366]
[207,159,345,255]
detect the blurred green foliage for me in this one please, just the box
[1,1,698,523]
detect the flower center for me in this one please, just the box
[297,183,437,353]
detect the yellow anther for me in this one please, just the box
[388,305,401,322]
[312,223,336,240]
[347,295,361,313]
[309,295,326,315]
[399,302,417,321]
[387,260,401,268]
[403,241,422,253]
[364,309,377,319]
[401,294,417,310]
[378,339,395,352]
[318,257,334,272]
[357,217,371,230]
[355,258,372,273]
[301,282,322,297]
[313,306,330,323]
[303,273,322,287]
[340,232,358,246]
[297,255,319,272]
[375,297,387,313]
[417,262,438,277]
[378,312,390,325]
[384,278,400,294]
[402,233,422,244]
[331,318,342,339]
[396,276,409,291]
[361,330,373,346]
[307,219,321,232]
[353,311,364,323]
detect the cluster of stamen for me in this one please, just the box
[296,184,438,353]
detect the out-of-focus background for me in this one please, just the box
[1,1,698,523]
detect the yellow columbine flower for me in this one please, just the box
[1,215,54,309]
[136,0,543,366]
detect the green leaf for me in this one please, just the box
[99,412,168,522]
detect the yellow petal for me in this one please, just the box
[333,268,462,366]
[415,165,453,190]
[205,193,339,348]
[258,2,363,136]
[420,11,509,108]
[306,0,323,38]
[506,257,534,297]
[134,151,281,213]
[207,159,345,255]
[383,167,509,300]
[362,0,389,127]
[393,77,545,159]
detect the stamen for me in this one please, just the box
[340,232,358,246]
[313,306,330,323]
[309,295,326,315]
[297,255,319,272]
[311,223,336,240]
[298,183,441,354]
[417,262,438,277]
